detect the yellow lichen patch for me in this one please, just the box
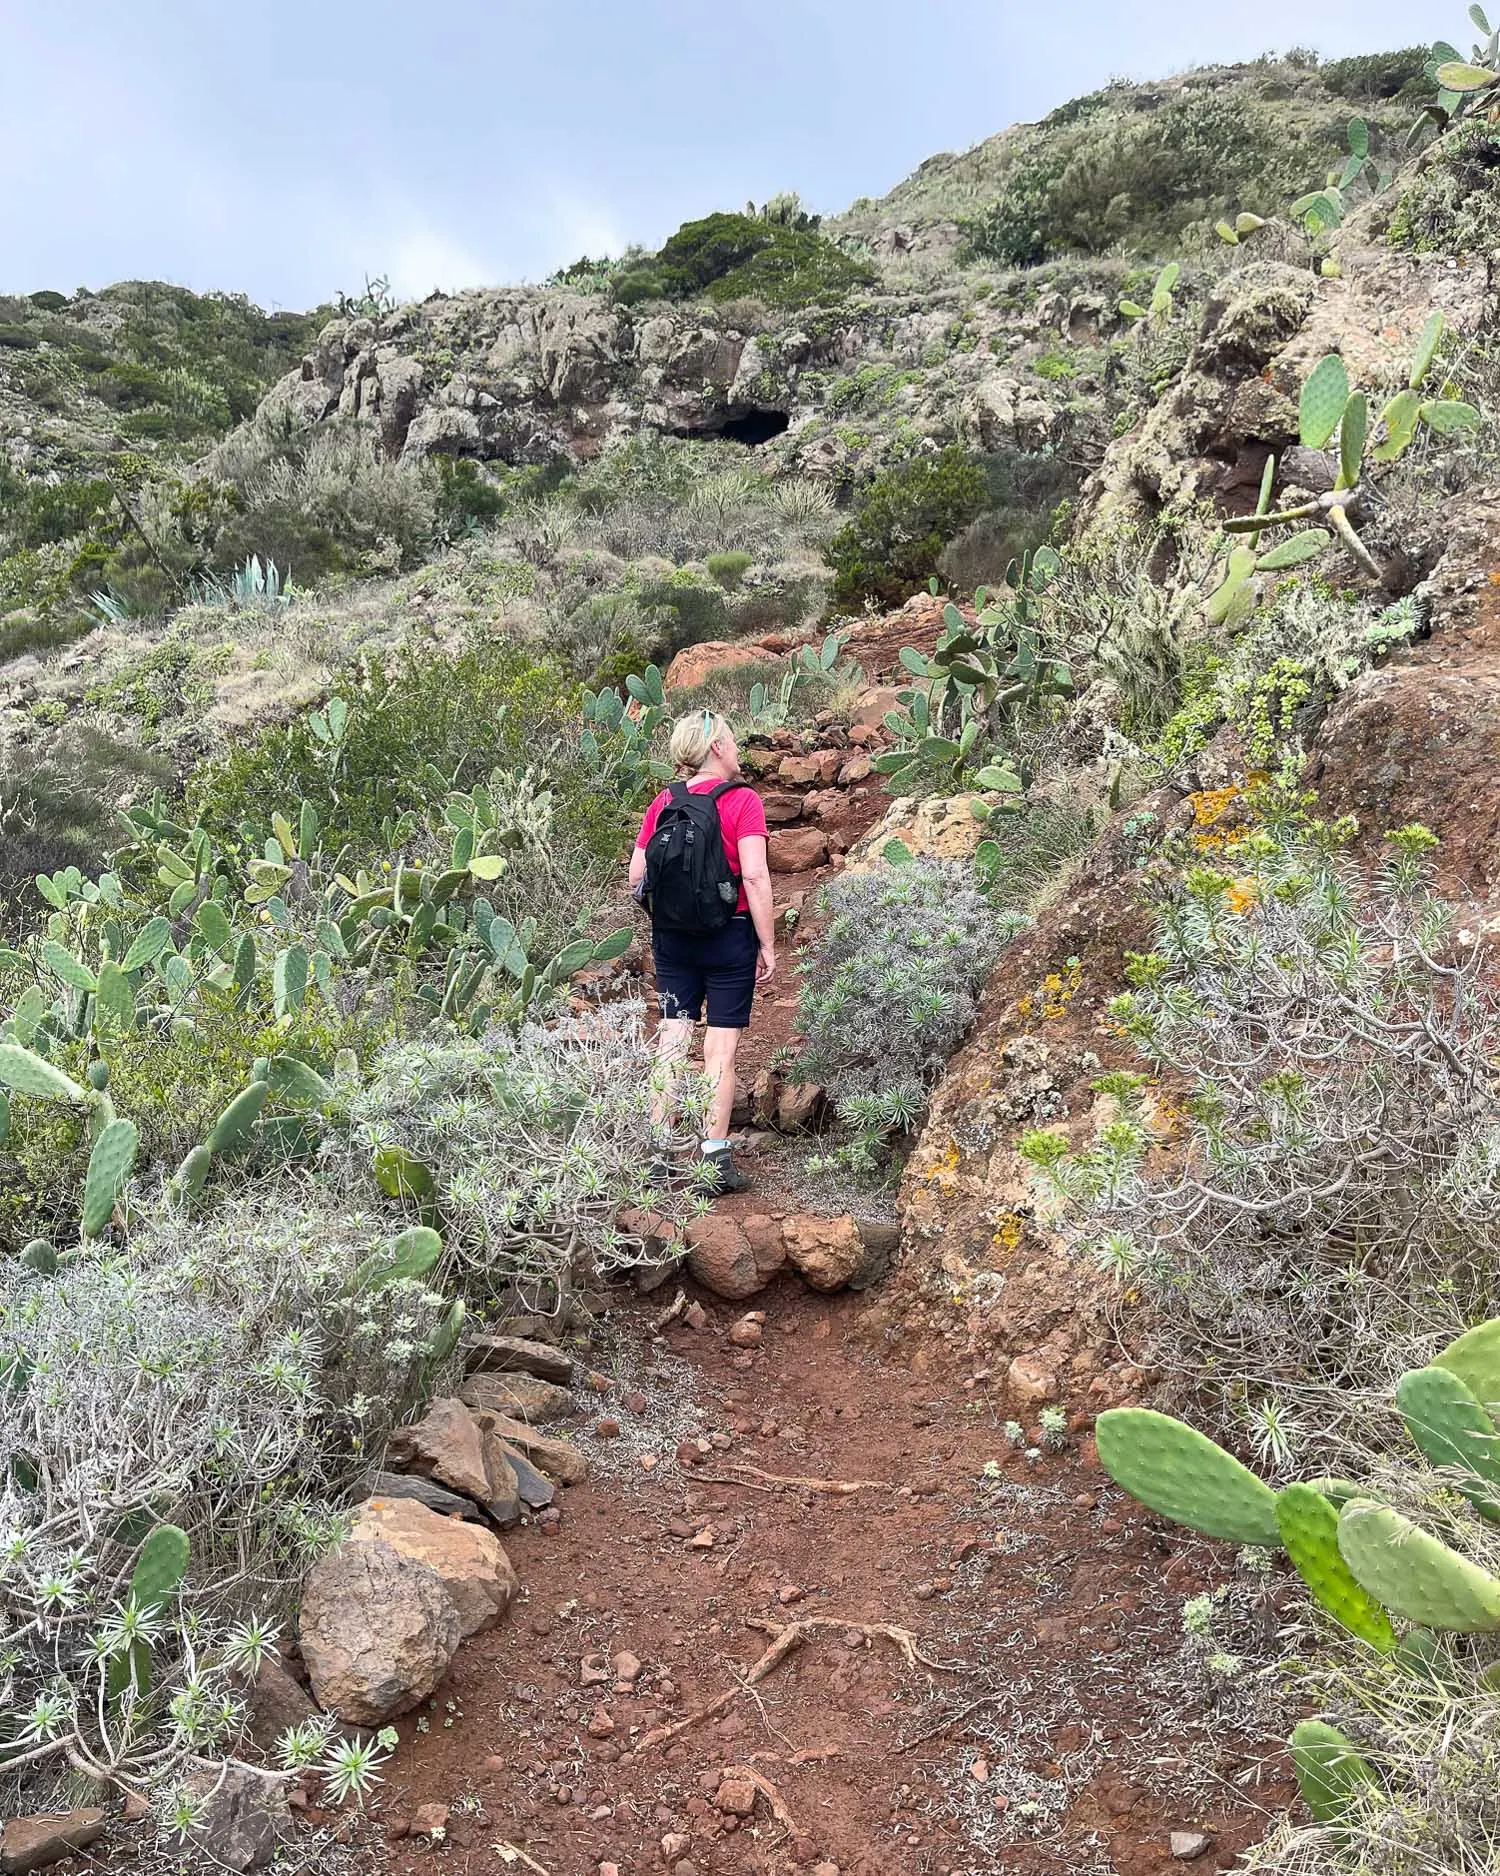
[991,1211,1024,1253]
[1038,956,1083,1020]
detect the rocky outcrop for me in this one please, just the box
[1083,239,1490,552]
[298,1537,462,1724]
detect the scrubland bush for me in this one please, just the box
[188,642,623,896]
[798,860,1025,1163]
[964,90,1362,265]
[826,445,990,611]
[0,1191,445,1803]
[202,416,435,578]
[1025,817,1500,1453]
[344,1007,703,1311]
[611,211,874,309]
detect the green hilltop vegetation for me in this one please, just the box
[1,25,1500,1866]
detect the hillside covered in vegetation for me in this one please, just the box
[2,24,1500,1876]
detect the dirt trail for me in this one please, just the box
[349,631,1289,1873]
[364,1284,1287,1876]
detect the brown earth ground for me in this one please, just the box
[362,1283,1292,1876]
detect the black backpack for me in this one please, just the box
[643,780,750,935]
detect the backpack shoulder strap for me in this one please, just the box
[665,780,692,805]
[708,779,751,802]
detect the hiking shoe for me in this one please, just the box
[699,1144,748,1195]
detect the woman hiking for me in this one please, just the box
[630,710,775,1195]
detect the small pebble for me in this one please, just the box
[596,1418,621,1438]
[623,1389,648,1414]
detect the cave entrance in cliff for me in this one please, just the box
[675,408,791,447]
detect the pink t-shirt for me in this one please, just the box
[635,779,768,913]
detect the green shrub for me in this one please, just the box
[1320,46,1430,101]
[1388,123,1500,255]
[974,798,1098,911]
[188,642,625,892]
[613,212,874,309]
[825,446,990,611]
[964,90,1351,264]
[706,549,752,589]
[433,456,507,539]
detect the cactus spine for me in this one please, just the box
[1093,1408,1282,1546]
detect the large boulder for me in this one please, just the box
[846,793,994,871]
[298,1537,462,1724]
[354,1498,519,1638]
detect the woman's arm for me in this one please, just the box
[737,835,776,983]
[628,844,647,890]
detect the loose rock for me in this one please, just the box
[298,1537,462,1723]
[465,1333,574,1385]
[1171,1830,1215,1861]
[460,1372,575,1425]
[181,1763,291,1872]
[0,1810,106,1875]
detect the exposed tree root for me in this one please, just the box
[640,1616,956,1752]
[719,1762,802,1833]
[707,1461,891,1495]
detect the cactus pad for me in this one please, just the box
[1290,1720,1382,1824]
[1338,1499,1500,1631]
[1093,1409,1281,1545]
[374,1144,436,1200]
[81,1119,139,1240]
[1337,392,1368,491]
[206,1081,269,1155]
[428,1299,466,1366]
[351,1225,443,1295]
[1434,1318,1500,1416]
[129,1523,190,1609]
[1396,1365,1500,1514]
[1300,354,1351,450]
[169,1144,212,1204]
[17,1240,57,1275]
[1257,529,1330,571]
[0,1044,87,1105]
[1276,1484,1396,1652]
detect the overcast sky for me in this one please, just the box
[3,0,1440,310]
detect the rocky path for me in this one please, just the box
[360,1284,1288,1876]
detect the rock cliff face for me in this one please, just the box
[256,278,1102,486]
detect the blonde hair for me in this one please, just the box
[668,709,730,775]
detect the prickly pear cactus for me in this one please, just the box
[0,1043,87,1104]
[1276,1484,1396,1652]
[1290,1720,1382,1824]
[1338,1499,1500,1631]
[350,1225,443,1295]
[17,1240,57,1275]
[81,1118,139,1240]
[1434,1318,1500,1418]
[374,1144,436,1200]
[129,1523,190,1608]
[1093,1409,1282,1545]
[1396,1365,1500,1516]
[206,1081,270,1155]
[168,1144,213,1206]
[428,1299,465,1367]
[1393,1627,1456,1690]
[109,1523,190,1707]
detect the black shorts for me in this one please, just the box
[653,916,758,1029]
